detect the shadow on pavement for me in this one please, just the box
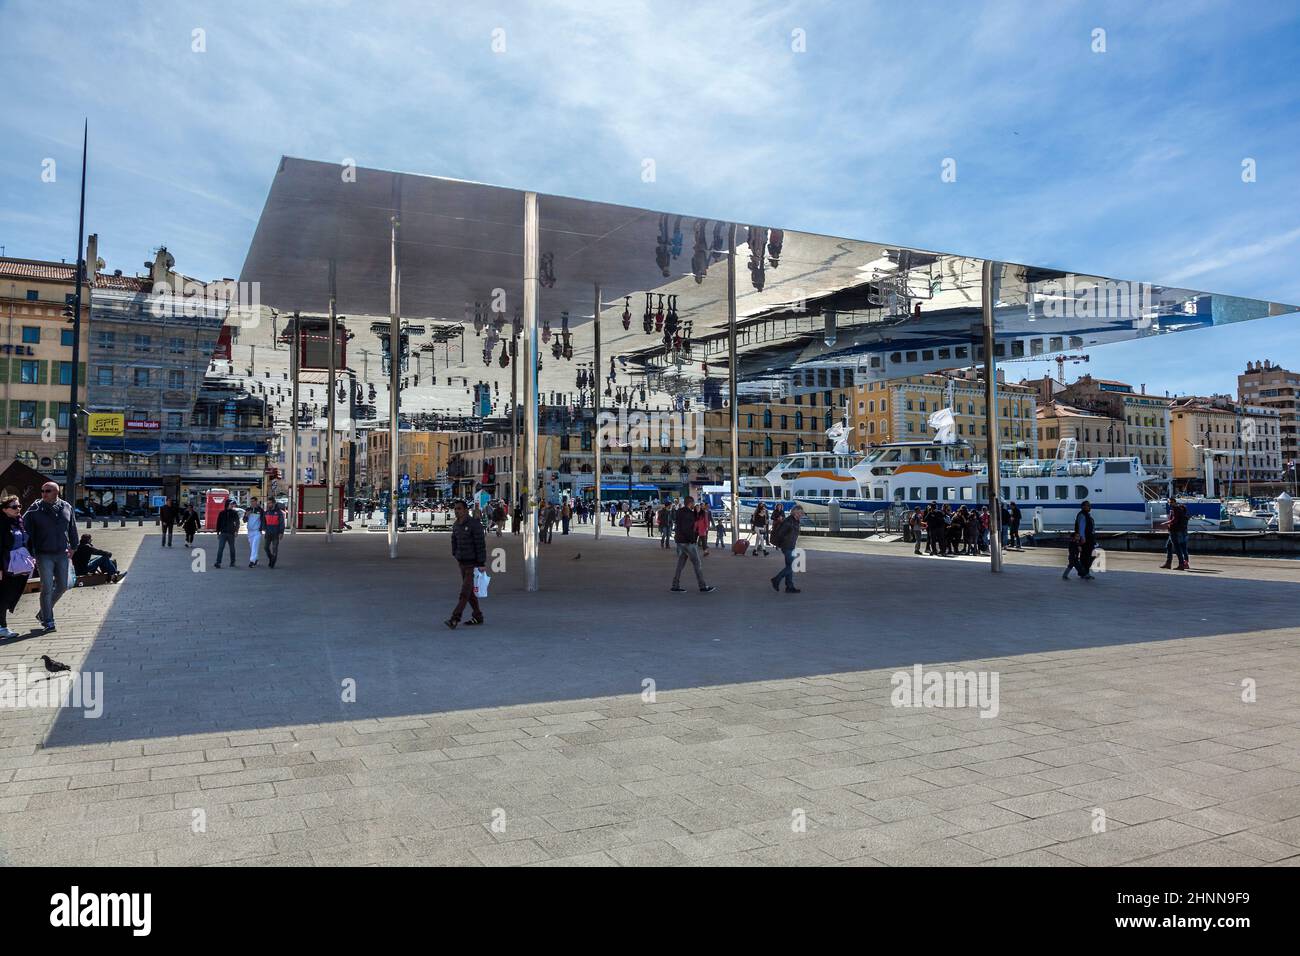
[44,529,1299,747]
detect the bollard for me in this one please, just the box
[1277,493,1294,533]
[828,500,840,535]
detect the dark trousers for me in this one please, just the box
[184,527,197,546]
[0,572,28,626]
[772,547,796,590]
[1165,531,1189,566]
[1066,540,1094,576]
[452,561,483,622]
[86,555,118,577]
[216,532,237,566]
[265,534,281,567]
[1009,522,1020,547]
[160,522,174,546]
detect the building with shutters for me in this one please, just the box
[0,243,106,495]
[84,248,272,510]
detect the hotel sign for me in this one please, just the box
[87,413,125,437]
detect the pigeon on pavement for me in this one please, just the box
[40,655,71,675]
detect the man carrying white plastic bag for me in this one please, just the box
[445,499,487,630]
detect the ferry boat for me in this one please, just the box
[735,438,1222,531]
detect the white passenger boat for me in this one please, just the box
[736,438,1222,531]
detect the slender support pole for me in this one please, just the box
[593,283,602,540]
[65,119,87,506]
[522,193,540,590]
[288,312,299,534]
[981,259,1003,573]
[326,263,337,540]
[388,218,400,558]
[727,223,739,546]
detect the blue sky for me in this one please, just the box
[2,0,1298,397]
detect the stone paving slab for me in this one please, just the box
[1,523,1298,866]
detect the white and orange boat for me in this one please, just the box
[736,437,1208,531]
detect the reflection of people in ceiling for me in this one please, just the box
[691,219,710,283]
[767,228,783,268]
[655,215,671,277]
[747,225,767,292]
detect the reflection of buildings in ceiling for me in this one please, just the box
[240,158,1300,434]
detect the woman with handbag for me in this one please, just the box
[0,495,36,639]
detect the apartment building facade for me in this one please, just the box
[0,246,100,496]
[1238,360,1299,472]
[848,371,1037,460]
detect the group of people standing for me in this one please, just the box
[0,481,127,638]
[212,496,287,569]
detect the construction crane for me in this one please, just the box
[1054,353,1090,379]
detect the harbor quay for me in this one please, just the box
[2,523,1297,867]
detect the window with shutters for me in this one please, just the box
[20,360,38,383]
[18,400,37,428]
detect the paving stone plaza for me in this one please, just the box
[2,525,1298,867]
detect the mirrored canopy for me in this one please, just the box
[237,157,1299,429]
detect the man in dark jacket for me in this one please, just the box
[159,498,178,547]
[670,495,715,593]
[446,499,487,629]
[926,503,947,556]
[263,499,286,568]
[214,500,240,568]
[25,481,78,631]
[770,505,804,593]
[73,534,123,582]
[1159,496,1190,571]
[1064,500,1097,580]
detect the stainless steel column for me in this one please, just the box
[593,282,602,540]
[288,312,299,535]
[522,193,540,590]
[326,267,337,540]
[981,258,1003,573]
[510,327,518,509]
[388,217,400,559]
[727,224,739,546]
